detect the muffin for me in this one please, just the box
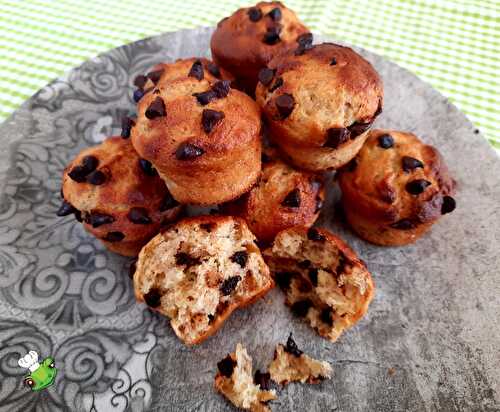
[268,334,332,385]
[58,136,182,256]
[131,67,262,205]
[255,43,383,171]
[215,343,277,411]
[223,148,324,243]
[337,129,457,246]
[131,57,234,103]
[132,216,274,345]
[210,1,310,93]
[264,227,375,342]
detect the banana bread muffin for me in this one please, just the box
[337,129,457,246]
[58,136,182,256]
[223,148,324,243]
[255,43,383,171]
[268,334,332,385]
[132,57,234,103]
[132,216,274,345]
[131,70,262,205]
[210,1,310,93]
[264,227,375,342]
[215,343,277,411]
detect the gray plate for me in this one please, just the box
[0,27,499,412]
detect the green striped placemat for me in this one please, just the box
[0,0,498,152]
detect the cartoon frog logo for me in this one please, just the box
[18,350,57,391]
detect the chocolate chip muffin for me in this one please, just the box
[264,227,375,342]
[58,137,182,256]
[337,129,457,246]
[210,1,310,93]
[215,343,277,411]
[255,43,383,171]
[131,68,262,205]
[132,58,234,103]
[132,216,274,345]
[268,334,332,385]
[223,148,324,243]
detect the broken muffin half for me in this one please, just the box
[133,216,274,344]
[264,227,375,342]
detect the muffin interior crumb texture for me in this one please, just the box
[266,228,374,342]
[268,334,332,384]
[215,343,277,412]
[135,217,273,344]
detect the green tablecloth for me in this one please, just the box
[0,0,498,151]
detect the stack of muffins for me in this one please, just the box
[57,0,456,365]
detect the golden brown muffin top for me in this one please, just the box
[255,43,383,147]
[210,2,309,82]
[61,136,180,242]
[131,72,261,170]
[338,129,457,226]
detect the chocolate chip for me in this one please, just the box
[275,271,296,290]
[87,212,115,228]
[175,143,205,160]
[441,196,456,215]
[207,62,221,78]
[390,219,415,230]
[325,128,350,149]
[87,170,107,185]
[193,90,216,105]
[406,179,431,195]
[202,109,225,134]
[291,299,312,317]
[254,370,271,390]
[258,68,275,86]
[103,231,125,242]
[121,116,135,138]
[81,156,99,176]
[133,89,144,102]
[269,77,283,92]
[402,156,424,172]
[147,70,164,85]
[315,196,323,213]
[320,307,334,326]
[69,165,91,182]
[348,121,372,138]
[298,260,310,269]
[134,74,147,89]
[261,152,272,163]
[308,268,318,287]
[74,210,82,222]
[220,275,241,295]
[248,7,262,22]
[378,134,394,149]
[295,32,313,55]
[330,57,337,65]
[230,251,248,268]
[159,190,179,211]
[307,227,325,241]
[275,93,295,119]
[217,355,236,378]
[263,27,281,45]
[285,333,303,357]
[145,96,166,119]
[208,314,215,323]
[175,252,200,267]
[144,288,161,307]
[200,223,214,232]
[128,207,152,224]
[267,7,282,21]
[212,80,231,98]
[129,260,137,279]
[139,158,158,176]
[281,188,301,208]
[188,59,204,81]
[57,200,76,216]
